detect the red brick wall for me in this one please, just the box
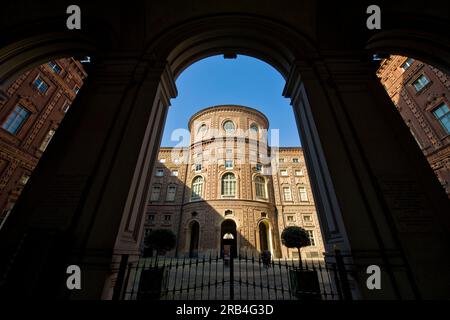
[0,58,86,224]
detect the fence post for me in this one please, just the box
[229,255,234,300]
[112,254,129,300]
[121,262,133,300]
[335,249,352,300]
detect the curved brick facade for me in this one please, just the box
[145,105,324,259]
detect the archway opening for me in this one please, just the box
[0,57,89,229]
[375,54,450,197]
[258,221,269,252]
[0,10,448,301]
[220,219,237,258]
[145,53,326,261]
[189,221,200,258]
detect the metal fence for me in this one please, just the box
[116,250,352,300]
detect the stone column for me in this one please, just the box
[0,54,177,299]
[284,56,450,299]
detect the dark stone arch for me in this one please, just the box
[366,29,450,74]
[145,14,320,80]
[0,2,448,300]
[0,13,116,90]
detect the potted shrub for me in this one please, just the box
[138,229,176,300]
[281,226,321,300]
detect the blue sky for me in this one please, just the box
[161,55,301,147]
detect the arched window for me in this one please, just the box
[255,175,266,199]
[198,123,208,135]
[223,120,235,133]
[197,123,208,138]
[221,172,236,197]
[191,176,204,200]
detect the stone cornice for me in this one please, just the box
[188,105,269,130]
[158,145,303,152]
[0,139,39,169]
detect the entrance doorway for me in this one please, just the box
[220,219,237,258]
[189,221,200,258]
[259,221,269,252]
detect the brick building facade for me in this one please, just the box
[377,55,450,196]
[0,58,86,227]
[144,105,324,259]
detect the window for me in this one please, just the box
[159,158,166,163]
[256,163,262,172]
[197,124,208,136]
[166,185,177,201]
[295,170,303,176]
[171,170,178,176]
[400,58,414,71]
[150,185,161,201]
[225,160,233,169]
[33,76,49,93]
[195,163,202,172]
[226,148,233,155]
[148,214,155,222]
[164,215,172,221]
[412,75,430,92]
[283,187,292,201]
[19,174,30,185]
[225,210,233,216]
[221,172,236,197]
[249,123,258,133]
[39,129,55,152]
[293,158,299,163]
[223,120,235,133]
[303,215,312,223]
[255,176,266,199]
[306,252,320,258]
[155,169,164,177]
[432,102,450,134]
[144,228,152,237]
[287,215,294,222]
[280,170,288,176]
[306,230,316,246]
[73,85,80,94]
[48,61,62,74]
[279,158,285,163]
[62,100,70,113]
[299,186,308,202]
[2,105,30,134]
[191,176,203,200]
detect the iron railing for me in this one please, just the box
[116,250,352,300]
